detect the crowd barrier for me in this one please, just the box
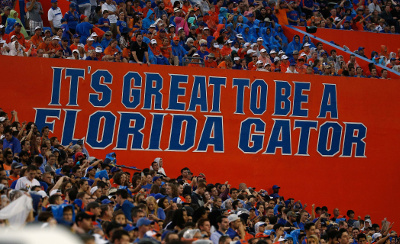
[1,56,399,224]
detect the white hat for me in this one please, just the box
[227,214,240,223]
[281,55,288,59]
[192,53,200,57]
[244,42,250,47]
[372,233,382,242]
[169,24,175,28]
[185,37,194,44]
[150,24,156,28]
[204,27,209,30]
[226,40,233,44]
[300,52,307,57]
[236,34,243,39]
[78,43,85,48]
[334,17,341,22]
[304,42,311,47]
[264,62,271,66]
[278,50,285,55]
[72,49,79,53]
[95,47,103,53]
[234,57,240,61]
[213,43,219,48]
[247,49,255,55]
[251,43,257,48]
[90,186,99,195]
[151,39,157,44]
[87,37,94,41]
[174,7,180,12]
[278,237,287,242]
[178,27,184,31]
[0,25,4,28]
[274,57,280,62]
[52,36,60,40]
[270,50,277,54]
[34,26,42,31]
[257,37,263,41]
[256,60,263,65]
[260,48,267,53]
[91,32,98,37]
[35,190,48,198]
[0,40,6,44]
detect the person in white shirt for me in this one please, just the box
[15,165,40,191]
[48,0,62,34]
[286,62,299,73]
[101,0,118,36]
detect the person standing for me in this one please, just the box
[48,0,62,34]
[26,0,43,33]
[101,0,117,36]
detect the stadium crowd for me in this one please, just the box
[0,108,398,244]
[0,0,400,78]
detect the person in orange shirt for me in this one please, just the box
[280,55,290,72]
[296,57,307,74]
[205,53,218,68]
[160,37,175,64]
[38,36,52,54]
[70,34,80,50]
[49,36,62,54]
[142,0,154,17]
[154,28,168,46]
[150,39,170,65]
[220,40,232,58]
[248,54,258,70]
[208,42,221,61]
[188,53,202,67]
[275,0,290,26]
[8,162,21,187]
[85,37,96,52]
[104,39,119,56]
[218,56,233,69]
[30,26,44,48]
[8,23,26,47]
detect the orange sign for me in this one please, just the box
[1,56,399,225]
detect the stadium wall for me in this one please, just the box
[1,56,400,225]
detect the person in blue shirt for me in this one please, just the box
[287,2,300,25]
[226,214,240,239]
[60,37,72,57]
[270,185,280,198]
[171,36,188,65]
[98,10,111,32]
[64,3,80,34]
[3,127,21,156]
[115,189,134,222]
[60,18,72,42]
[85,50,99,61]
[197,43,210,59]
[76,15,93,44]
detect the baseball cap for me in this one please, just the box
[192,53,200,57]
[281,55,288,60]
[151,39,157,44]
[234,57,240,61]
[208,53,215,58]
[90,186,99,195]
[51,0,58,2]
[0,40,6,44]
[76,211,95,223]
[358,46,365,51]
[11,162,23,169]
[260,48,267,53]
[257,37,264,42]
[173,36,180,41]
[213,43,219,48]
[69,2,76,8]
[14,23,22,27]
[101,199,113,205]
[293,50,299,55]
[372,233,382,242]
[256,60,263,65]
[77,43,85,48]
[149,24,156,28]
[91,32,98,37]
[137,218,154,227]
[104,31,112,36]
[0,25,4,29]
[270,50,277,54]
[287,211,296,217]
[256,233,270,238]
[80,15,86,21]
[200,43,207,47]
[153,176,161,182]
[34,26,42,31]
[95,47,103,53]
[236,34,243,39]
[52,36,60,40]
[204,27,209,30]
[87,37,94,41]
[244,42,250,47]
[278,50,285,55]
[304,43,311,47]
[247,49,255,55]
[225,40,233,44]
[273,185,281,189]
[228,214,240,223]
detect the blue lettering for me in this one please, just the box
[148,113,166,150]
[250,79,268,115]
[86,111,116,149]
[317,122,342,156]
[341,123,367,157]
[143,73,163,110]
[292,82,310,117]
[168,115,197,151]
[209,77,226,113]
[196,116,224,152]
[188,76,208,112]
[34,108,61,134]
[61,109,81,145]
[89,70,112,107]
[274,80,292,116]
[265,119,291,155]
[238,118,265,153]
[318,84,338,119]
[122,72,142,109]
[115,112,145,149]
[167,74,187,111]
[49,67,64,105]
[65,68,85,106]
[294,120,318,156]
[233,78,250,114]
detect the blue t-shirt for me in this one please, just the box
[287,10,299,25]
[197,50,209,59]
[98,17,110,32]
[61,23,70,40]
[3,136,21,155]
[116,20,128,32]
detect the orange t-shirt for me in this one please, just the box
[31,34,43,47]
[70,43,79,50]
[218,61,227,69]
[8,175,19,187]
[275,8,289,26]
[161,45,172,58]
[85,45,95,52]
[38,42,51,52]
[104,46,118,56]
[220,46,231,57]
[122,47,130,59]
[150,45,162,56]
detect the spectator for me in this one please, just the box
[26,0,44,33]
[48,0,62,34]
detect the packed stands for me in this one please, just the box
[0,0,399,78]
